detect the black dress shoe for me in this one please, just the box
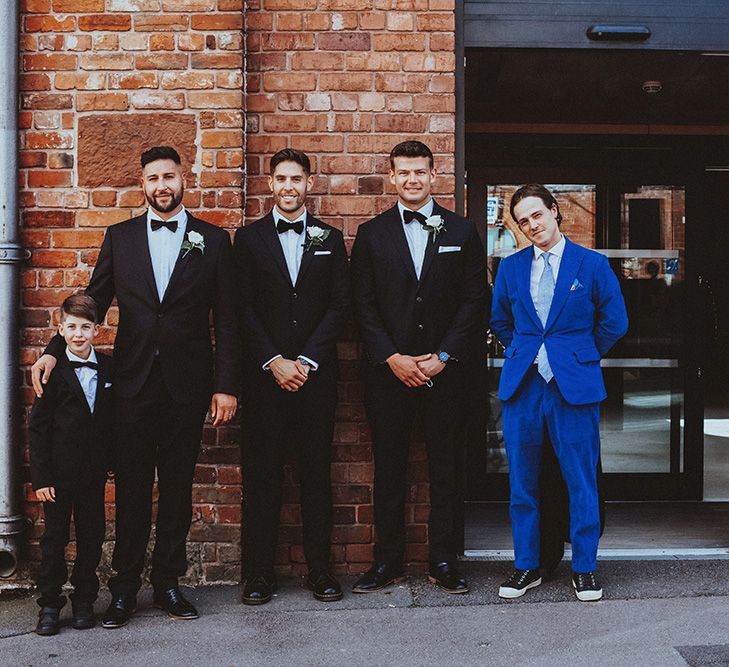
[428,562,470,594]
[71,602,96,630]
[306,570,343,602]
[36,607,60,636]
[352,563,405,594]
[102,596,136,629]
[153,587,199,620]
[242,574,277,605]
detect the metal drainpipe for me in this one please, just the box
[0,0,27,578]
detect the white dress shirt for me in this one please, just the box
[398,199,434,279]
[263,207,318,372]
[146,206,188,301]
[66,347,98,413]
[530,234,565,368]
[272,206,306,286]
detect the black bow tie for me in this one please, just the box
[151,218,178,233]
[403,210,427,226]
[276,218,304,235]
[69,360,98,370]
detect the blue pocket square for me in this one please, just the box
[570,279,584,291]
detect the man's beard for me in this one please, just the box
[147,189,183,214]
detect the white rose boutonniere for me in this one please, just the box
[423,214,446,239]
[305,225,330,251]
[180,230,205,258]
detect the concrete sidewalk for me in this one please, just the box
[2,561,729,666]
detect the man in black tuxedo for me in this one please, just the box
[351,140,488,594]
[31,146,239,627]
[234,148,348,604]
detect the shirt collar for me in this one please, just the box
[533,234,566,260]
[66,346,97,365]
[147,206,187,229]
[398,198,434,224]
[272,207,307,231]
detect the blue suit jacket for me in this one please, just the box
[491,237,628,405]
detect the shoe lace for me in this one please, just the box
[576,572,597,589]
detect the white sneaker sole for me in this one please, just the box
[572,581,603,601]
[498,577,542,599]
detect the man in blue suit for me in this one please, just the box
[491,184,628,601]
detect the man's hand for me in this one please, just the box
[269,357,308,392]
[386,353,431,387]
[417,353,447,381]
[294,359,311,378]
[36,487,55,503]
[31,354,57,398]
[210,393,238,427]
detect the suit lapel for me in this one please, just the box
[162,214,201,305]
[516,247,543,330]
[92,355,110,418]
[384,205,418,283]
[418,202,446,284]
[132,215,160,304]
[544,237,585,332]
[294,215,320,288]
[59,360,91,414]
[256,212,294,286]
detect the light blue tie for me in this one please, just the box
[535,252,554,382]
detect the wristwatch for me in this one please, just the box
[436,351,450,365]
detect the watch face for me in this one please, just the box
[438,352,449,364]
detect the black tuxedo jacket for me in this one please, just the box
[233,212,349,380]
[46,213,240,404]
[351,201,489,365]
[29,352,113,490]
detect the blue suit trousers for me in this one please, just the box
[502,367,601,573]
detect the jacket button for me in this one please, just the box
[416,296,422,303]
[292,292,298,299]
[157,313,163,319]
[293,320,298,327]
[417,324,424,331]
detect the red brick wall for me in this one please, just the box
[13,0,458,586]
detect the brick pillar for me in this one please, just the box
[18,0,245,585]
[247,0,458,574]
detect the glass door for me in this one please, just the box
[466,171,702,501]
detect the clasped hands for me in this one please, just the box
[269,357,310,392]
[386,352,445,388]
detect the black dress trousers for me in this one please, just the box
[241,367,337,575]
[37,481,106,609]
[364,363,468,568]
[109,359,209,597]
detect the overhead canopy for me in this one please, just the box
[464,1,729,51]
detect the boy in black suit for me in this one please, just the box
[29,294,113,635]
[351,140,488,595]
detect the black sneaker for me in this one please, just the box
[572,571,603,601]
[498,569,542,599]
[35,607,60,636]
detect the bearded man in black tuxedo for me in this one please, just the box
[31,146,239,627]
[234,149,349,604]
[351,140,489,594]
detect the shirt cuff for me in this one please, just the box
[298,355,319,371]
[262,354,282,371]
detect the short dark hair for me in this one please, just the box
[270,148,311,176]
[510,183,563,226]
[389,140,434,169]
[60,293,99,324]
[141,146,181,169]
